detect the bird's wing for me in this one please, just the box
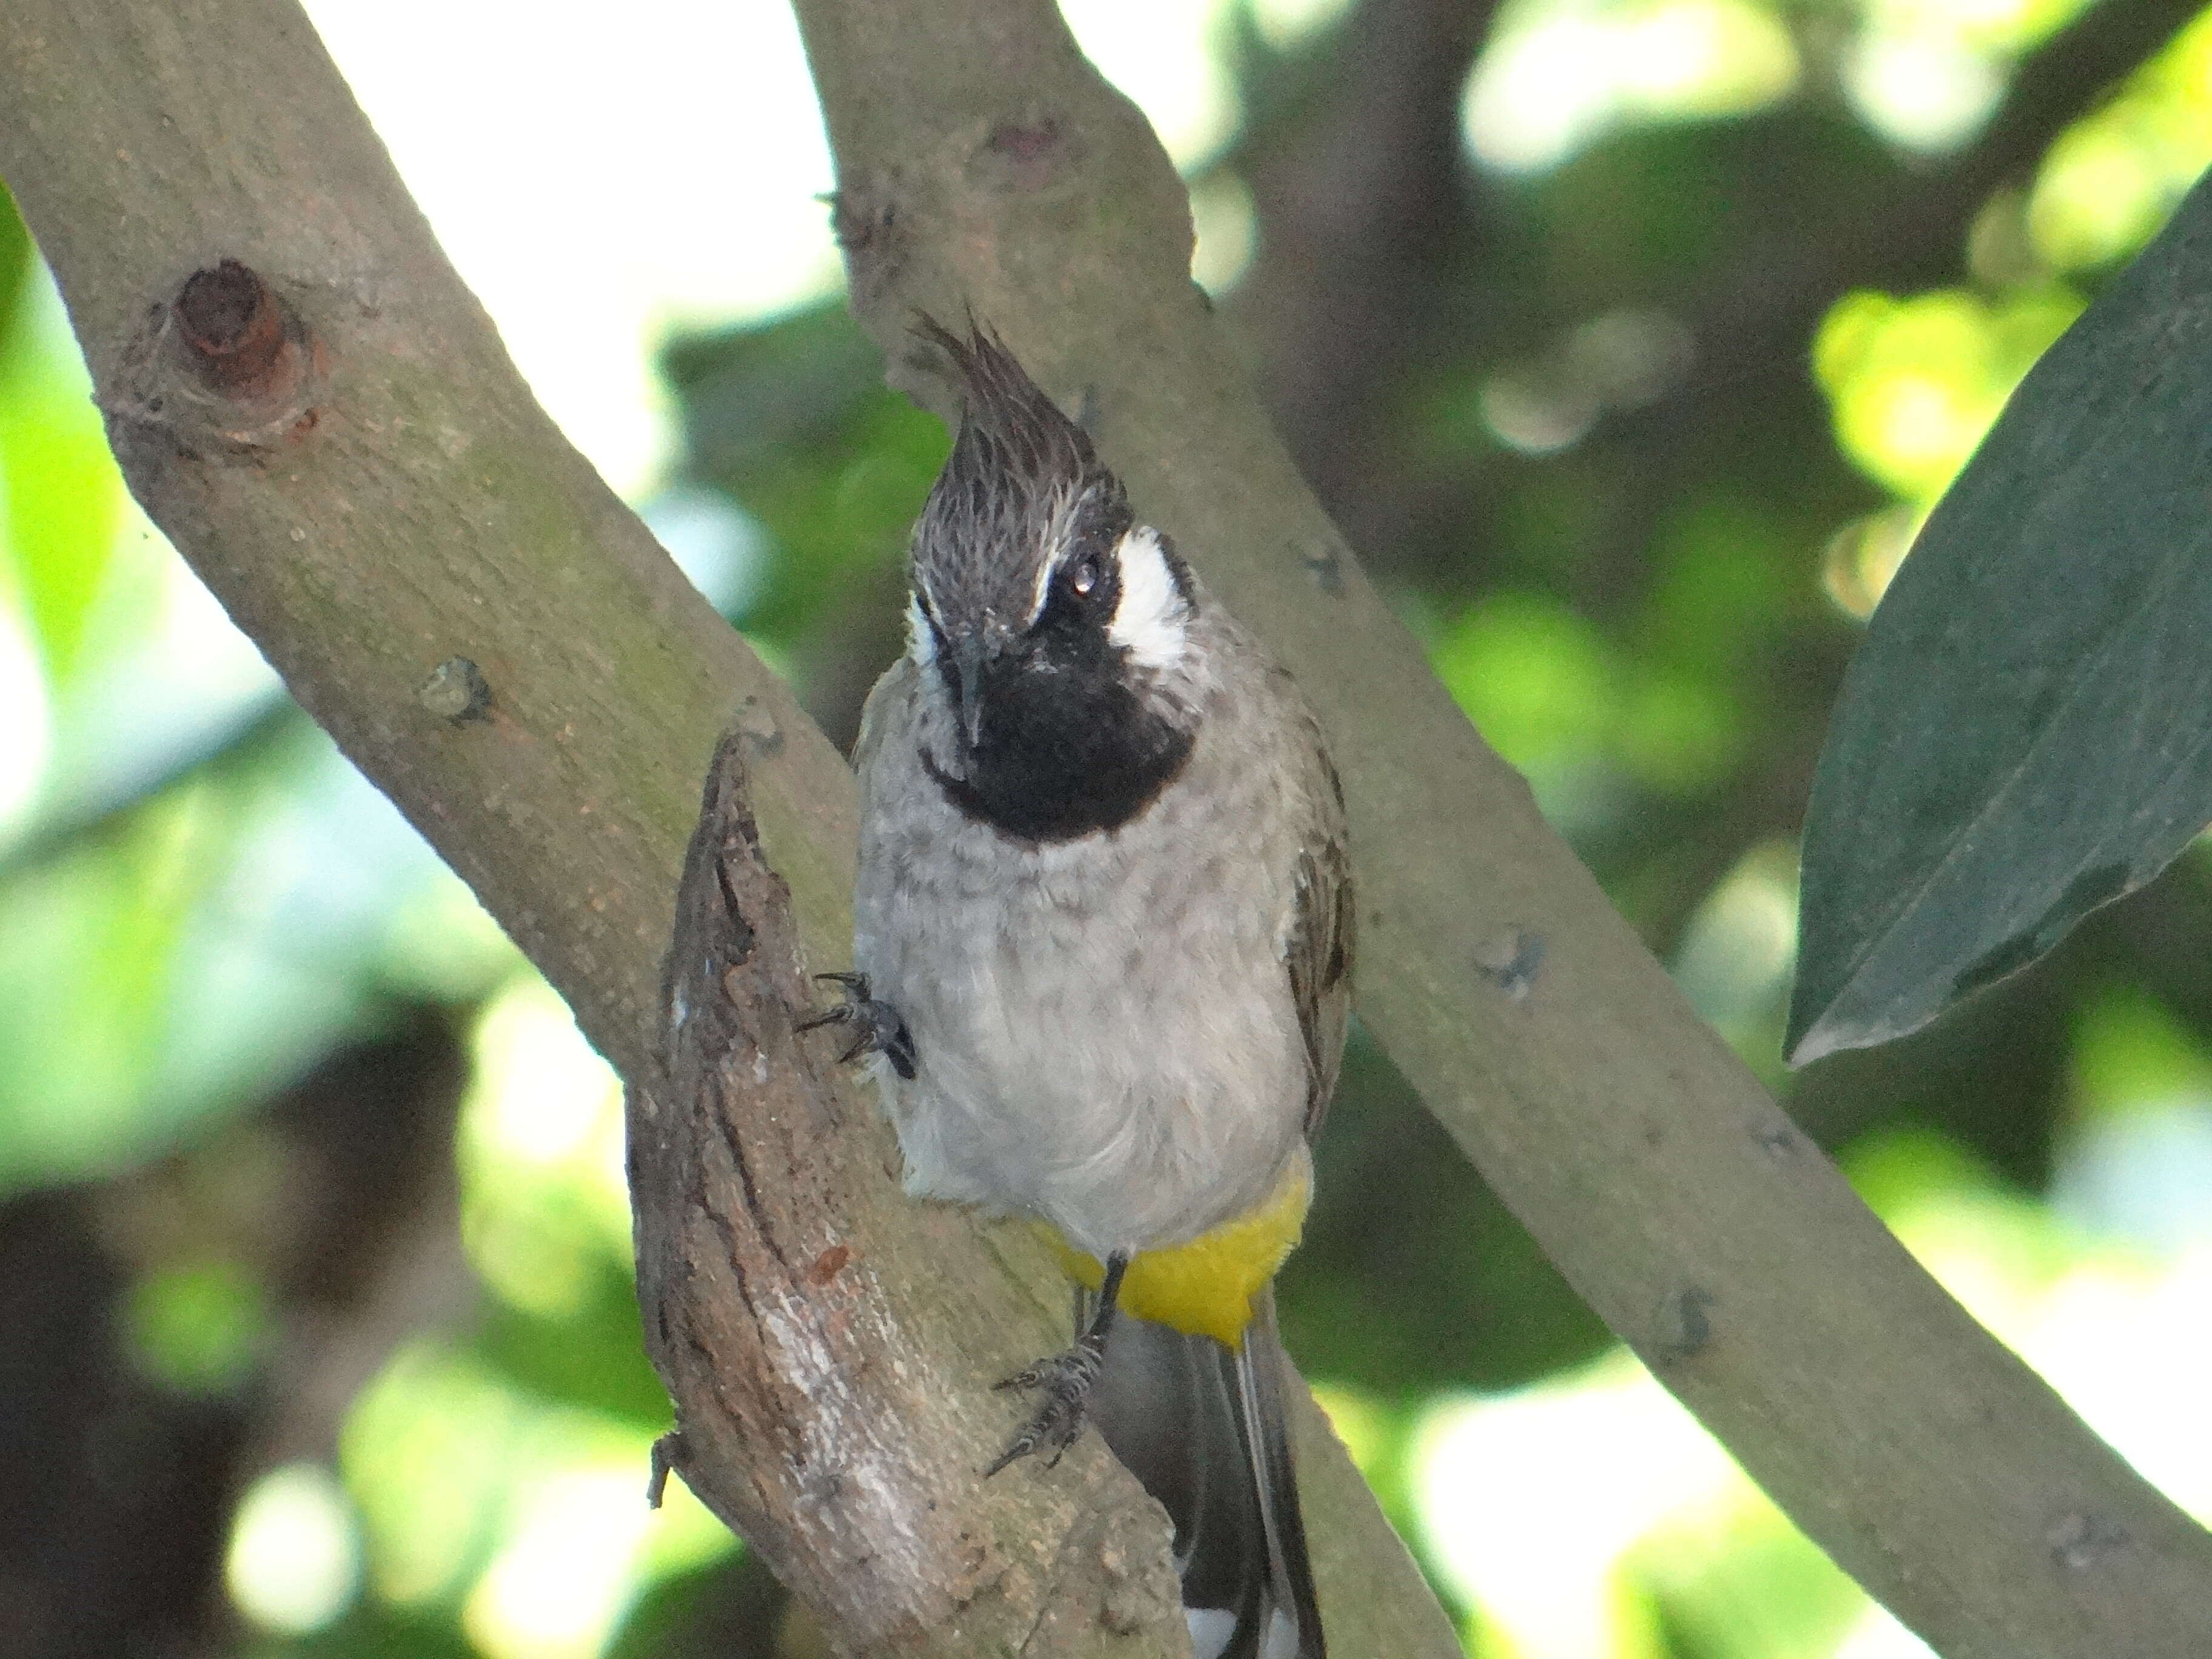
[851,653,917,779]
[1285,743,1355,1142]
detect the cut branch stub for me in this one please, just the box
[175,259,293,395]
[106,257,322,457]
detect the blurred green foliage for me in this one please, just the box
[127,1257,276,1395]
[4,2,2212,1657]
[1815,286,2082,504]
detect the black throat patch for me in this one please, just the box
[923,689,1195,843]
[922,572,1197,842]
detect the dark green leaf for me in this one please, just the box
[1789,166,2212,1064]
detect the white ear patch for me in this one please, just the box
[905,592,938,666]
[1108,525,1190,671]
[1027,540,1058,627]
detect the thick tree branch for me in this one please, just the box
[635,734,1183,1653]
[0,1,1451,1654]
[794,2,2212,1655]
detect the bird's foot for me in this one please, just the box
[985,1330,1110,1476]
[796,972,916,1080]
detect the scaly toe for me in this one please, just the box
[794,973,917,1081]
[983,1336,1107,1474]
[985,1390,1089,1476]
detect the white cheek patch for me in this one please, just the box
[1108,525,1191,671]
[1027,481,1090,625]
[1027,544,1057,628]
[906,592,938,666]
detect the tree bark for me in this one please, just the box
[3,0,2207,1655]
[0,1,1452,1654]
[794,2,2212,1655]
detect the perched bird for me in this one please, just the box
[813,318,1352,1659]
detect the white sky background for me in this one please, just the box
[298,0,1253,500]
[300,0,842,498]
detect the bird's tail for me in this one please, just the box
[1088,1285,1324,1659]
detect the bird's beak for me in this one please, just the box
[952,635,991,754]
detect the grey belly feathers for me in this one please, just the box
[853,609,1324,1262]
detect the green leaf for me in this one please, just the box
[0,185,29,345]
[1789,165,2212,1065]
[0,247,121,683]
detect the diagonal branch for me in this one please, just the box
[635,732,1185,1653]
[0,1,1453,1654]
[794,1,2212,1654]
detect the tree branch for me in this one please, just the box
[0,1,1452,1653]
[794,1,2212,1655]
[635,733,1183,1652]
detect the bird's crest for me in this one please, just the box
[909,316,1125,633]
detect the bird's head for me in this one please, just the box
[903,319,1202,840]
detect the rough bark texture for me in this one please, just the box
[5,0,2208,1655]
[0,2,1453,1655]
[791,2,2212,1655]
[632,734,1183,1655]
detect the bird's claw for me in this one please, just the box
[985,1333,1108,1476]
[796,971,916,1080]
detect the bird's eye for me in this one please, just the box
[1066,553,1104,600]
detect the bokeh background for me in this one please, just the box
[4,1,2211,1654]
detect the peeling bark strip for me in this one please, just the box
[628,731,1182,1657]
[631,730,959,1646]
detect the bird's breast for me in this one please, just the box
[857,768,1308,1257]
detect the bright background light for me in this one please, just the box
[300,0,839,499]
[226,1461,364,1634]
[4,1,2211,1655]
[297,0,1267,502]
[178,2,2212,1651]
